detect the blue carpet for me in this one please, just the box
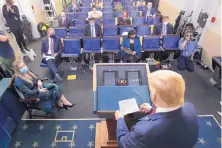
[9,116,221,148]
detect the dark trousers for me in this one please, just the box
[178,55,194,72]
[122,54,138,63]
[11,27,27,50]
[46,55,62,79]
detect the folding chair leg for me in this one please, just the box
[89,53,95,70]
[149,53,155,59]
[108,53,115,63]
[167,52,175,61]
[69,58,78,71]
[28,109,33,119]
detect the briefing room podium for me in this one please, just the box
[93,63,152,148]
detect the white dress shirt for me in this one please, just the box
[156,106,181,113]
[47,37,52,55]
[90,24,96,37]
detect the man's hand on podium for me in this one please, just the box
[140,103,152,114]
[115,110,124,120]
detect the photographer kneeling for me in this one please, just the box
[178,30,198,72]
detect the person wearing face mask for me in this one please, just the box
[83,18,102,37]
[41,28,63,81]
[88,6,103,19]
[13,60,75,113]
[118,11,131,26]
[136,0,146,11]
[142,2,156,22]
[121,30,141,63]
[2,0,30,53]
[56,11,71,31]
[115,70,199,148]
[154,16,174,38]
[178,30,198,72]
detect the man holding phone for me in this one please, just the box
[178,30,198,72]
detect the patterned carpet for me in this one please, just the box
[8,115,221,148]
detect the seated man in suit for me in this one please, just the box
[142,2,156,22]
[88,6,103,19]
[154,16,174,38]
[41,28,63,81]
[56,12,71,31]
[83,18,102,37]
[115,70,199,148]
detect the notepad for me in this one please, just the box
[67,75,77,80]
[119,98,139,115]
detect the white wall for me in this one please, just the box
[166,0,186,10]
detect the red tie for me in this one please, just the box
[150,108,156,114]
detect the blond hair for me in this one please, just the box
[47,27,54,34]
[12,60,37,84]
[148,70,185,107]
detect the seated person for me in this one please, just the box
[41,28,63,81]
[114,2,123,12]
[121,30,141,63]
[115,70,199,148]
[118,11,131,26]
[136,0,146,11]
[154,16,174,38]
[94,0,102,9]
[56,12,71,31]
[178,30,198,72]
[72,0,80,13]
[88,6,103,19]
[13,60,75,112]
[83,18,102,37]
[142,2,156,22]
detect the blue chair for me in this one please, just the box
[103,26,118,36]
[129,11,140,17]
[103,0,111,3]
[69,27,83,38]
[115,12,122,17]
[65,13,75,20]
[76,12,88,19]
[103,18,115,26]
[83,37,101,52]
[136,25,151,36]
[82,3,91,7]
[103,36,120,52]
[103,7,113,12]
[132,17,145,26]
[72,19,86,26]
[62,38,81,57]
[153,15,161,25]
[103,2,112,7]
[162,35,180,50]
[147,16,153,25]
[80,7,91,12]
[119,26,134,36]
[54,28,67,38]
[103,12,114,18]
[143,35,161,51]
[127,6,137,11]
[95,18,102,25]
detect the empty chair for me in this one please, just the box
[146,16,153,25]
[103,36,120,52]
[115,11,122,17]
[103,7,113,12]
[82,3,91,7]
[119,26,134,36]
[129,11,140,17]
[162,35,180,50]
[103,26,118,36]
[153,15,161,25]
[103,12,114,18]
[54,28,67,38]
[65,13,75,20]
[76,12,88,19]
[103,2,112,7]
[143,35,161,51]
[132,17,145,26]
[62,38,81,57]
[69,27,83,38]
[103,0,111,3]
[80,7,91,12]
[72,19,86,26]
[83,37,101,52]
[95,18,102,25]
[127,6,137,11]
[136,25,151,36]
[103,18,115,26]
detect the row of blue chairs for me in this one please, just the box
[60,35,180,58]
[55,25,153,38]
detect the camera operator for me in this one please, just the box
[2,0,30,53]
[178,30,198,72]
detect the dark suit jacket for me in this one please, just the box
[2,4,22,30]
[41,36,63,55]
[117,102,199,148]
[154,23,174,35]
[142,7,156,17]
[83,23,102,37]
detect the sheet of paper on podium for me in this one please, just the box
[119,98,139,115]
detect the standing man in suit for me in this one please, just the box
[142,2,156,22]
[115,70,199,148]
[56,12,71,31]
[2,0,30,53]
[154,16,174,38]
[41,28,63,81]
[83,18,102,37]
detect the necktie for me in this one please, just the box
[50,38,54,55]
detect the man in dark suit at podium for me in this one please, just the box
[115,70,199,148]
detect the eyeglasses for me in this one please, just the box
[186,35,192,37]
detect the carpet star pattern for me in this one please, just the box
[72,125,78,131]
[89,124,95,130]
[14,141,21,148]
[39,125,44,131]
[205,121,212,127]
[87,141,94,148]
[198,138,206,145]
[32,141,39,148]
[22,125,28,130]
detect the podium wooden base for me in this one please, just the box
[95,121,118,148]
